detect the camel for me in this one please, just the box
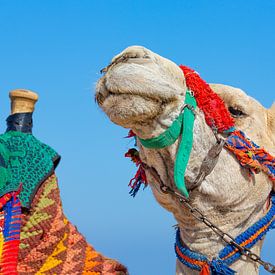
[96,46,275,274]
[0,90,127,274]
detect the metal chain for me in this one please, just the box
[159,184,275,273]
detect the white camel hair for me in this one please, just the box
[96,46,275,274]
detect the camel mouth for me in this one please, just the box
[96,60,182,104]
[96,79,177,107]
[96,87,169,106]
[97,89,162,128]
[95,58,185,129]
[95,72,180,128]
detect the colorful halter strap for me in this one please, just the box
[128,65,275,198]
[135,65,236,198]
[139,91,197,198]
[125,64,275,274]
[175,194,275,275]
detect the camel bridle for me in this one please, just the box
[125,66,275,274]
[138,89,226,197]
[137,97,275,273]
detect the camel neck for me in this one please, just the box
[176,194,275,274]
[6,112,33,134]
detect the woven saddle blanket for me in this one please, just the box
[0,115,127,274]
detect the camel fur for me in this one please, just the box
[96,46,275,274]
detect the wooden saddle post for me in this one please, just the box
[9,89,38,114]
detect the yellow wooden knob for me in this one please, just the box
[9,89,39,114]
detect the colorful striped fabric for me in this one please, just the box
[175,194,275,275]
[17,174,127,275]
[225,130,275,181]
[0,129,127,274]
[0,191,22,275]
[0,174,126,274]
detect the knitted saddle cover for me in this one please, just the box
[0,128,127,274]
[17,174,127,275]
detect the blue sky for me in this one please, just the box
[0,1,274,274]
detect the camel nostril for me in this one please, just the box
[100,52,151,75]
[100,56,128,74]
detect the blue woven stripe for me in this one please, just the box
[221,224,273,265]
[226,131,252,149]
[238,131,253,148]
[3,198,13,239]
[251,140,260,148]
[232,131,274,177]
[175,244,202,271]
[3,195,21,241]
[219,194,275,265]
[175,229,208,271]
[265,164,275,178]
[175,194,275,272]
[267,164,275,174]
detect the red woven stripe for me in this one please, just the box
[1,240,20,274]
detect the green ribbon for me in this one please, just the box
[138,91,197,198]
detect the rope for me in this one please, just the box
[225,130,275,181]
[175,193,275,274]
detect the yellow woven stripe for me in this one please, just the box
[36,232,68,274]
[0,231,3,262]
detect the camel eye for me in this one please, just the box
[228,107,246,118]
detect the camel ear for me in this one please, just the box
[267,103,275,142]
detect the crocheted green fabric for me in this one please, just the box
[0,131,59,208]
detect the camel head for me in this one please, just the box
[96,46,275,274]
[96,46,275,145]
[96,46,187,137]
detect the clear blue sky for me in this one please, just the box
[0,1,274,274]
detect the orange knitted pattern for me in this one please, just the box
[16,174,126,275]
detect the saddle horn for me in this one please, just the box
[9,89,39,114]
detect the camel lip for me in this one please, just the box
[98,86,178,106]
[97,90,155,106]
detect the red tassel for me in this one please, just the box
[180,65,235,133]
[125,148,148,197]
[200,263,211,275]
[125,130,136,138]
